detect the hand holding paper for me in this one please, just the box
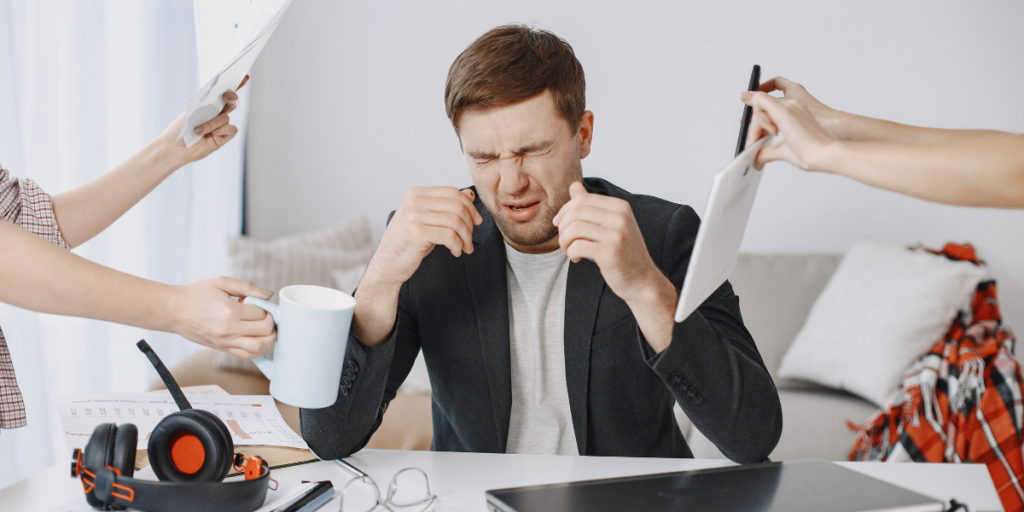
[179,0,293,148]
[161,75,249,166]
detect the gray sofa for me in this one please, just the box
[163,252,880,461]
[679,253,879,461]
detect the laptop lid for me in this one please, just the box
[485,459,944,512]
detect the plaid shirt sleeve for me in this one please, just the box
[0,167,70,430]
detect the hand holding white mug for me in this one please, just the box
[169,276,277,360]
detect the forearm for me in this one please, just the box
[649,303,782,463]
[0,220,181,332]
[817,132,1024,207]
[623,271,678,354]
[50,137,184,248]
[824,109,1003,145]
[351,262,404,346]
[301,329,400,458]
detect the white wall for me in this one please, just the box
[246,1,1024,334]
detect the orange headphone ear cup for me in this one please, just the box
[189,409,234,455]
[179,409,233,479]
[148,410,231,482]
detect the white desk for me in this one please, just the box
[0,449,1002,511]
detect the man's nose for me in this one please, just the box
[498,158,530,196]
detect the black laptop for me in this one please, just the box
[485,459,945,512]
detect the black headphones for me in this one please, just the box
[70,341,272,512]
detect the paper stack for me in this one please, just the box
[57,385,315,472]
[180,0,294,147]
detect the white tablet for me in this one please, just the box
[674,134,773,323]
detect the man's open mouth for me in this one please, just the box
[503,201,542,221]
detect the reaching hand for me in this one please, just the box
[170,276,277,359]
[160,75,250,166]
[740,78,838,172]
[754,77,837,129]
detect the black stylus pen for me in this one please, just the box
[335,459,369,478]
[735,64,761,157]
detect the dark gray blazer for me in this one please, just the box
[301,178,782,463]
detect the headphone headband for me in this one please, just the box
[86,464,270,512]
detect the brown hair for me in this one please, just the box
[445,24,586,133]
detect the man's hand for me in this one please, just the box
[160,75,250,167]
[368,187,482,287]
[553,182,677,352]
[354,186,482,346]
[169,276,277,360]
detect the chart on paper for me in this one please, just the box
[57,394,307,451]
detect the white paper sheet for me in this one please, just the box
[181,0,293,147]
[57,393,308,452]
[148,384,229,396]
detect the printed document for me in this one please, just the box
[57,393,308,452]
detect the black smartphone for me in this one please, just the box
[735,64,761,157]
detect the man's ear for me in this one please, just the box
[577,110,594,159]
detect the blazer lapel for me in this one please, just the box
[564,258,605,455]
[463,197,512,452]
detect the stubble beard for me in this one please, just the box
[485,164,581,248]
[492,201,561,247]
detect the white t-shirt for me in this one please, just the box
[504,243,579,456]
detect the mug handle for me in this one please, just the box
[242,297,279,380]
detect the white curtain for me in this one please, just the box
[0,1,247,488]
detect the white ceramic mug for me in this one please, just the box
[243,285,355,409]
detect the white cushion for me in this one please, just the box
[229,216,375,299]
[332,264,367,295]
[777,239,987,407]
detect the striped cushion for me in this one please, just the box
[215,216,375,374]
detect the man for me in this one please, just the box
[302,25,782,463]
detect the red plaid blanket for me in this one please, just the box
[849,244,1023,511]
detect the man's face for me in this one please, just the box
[459,90,593,253]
